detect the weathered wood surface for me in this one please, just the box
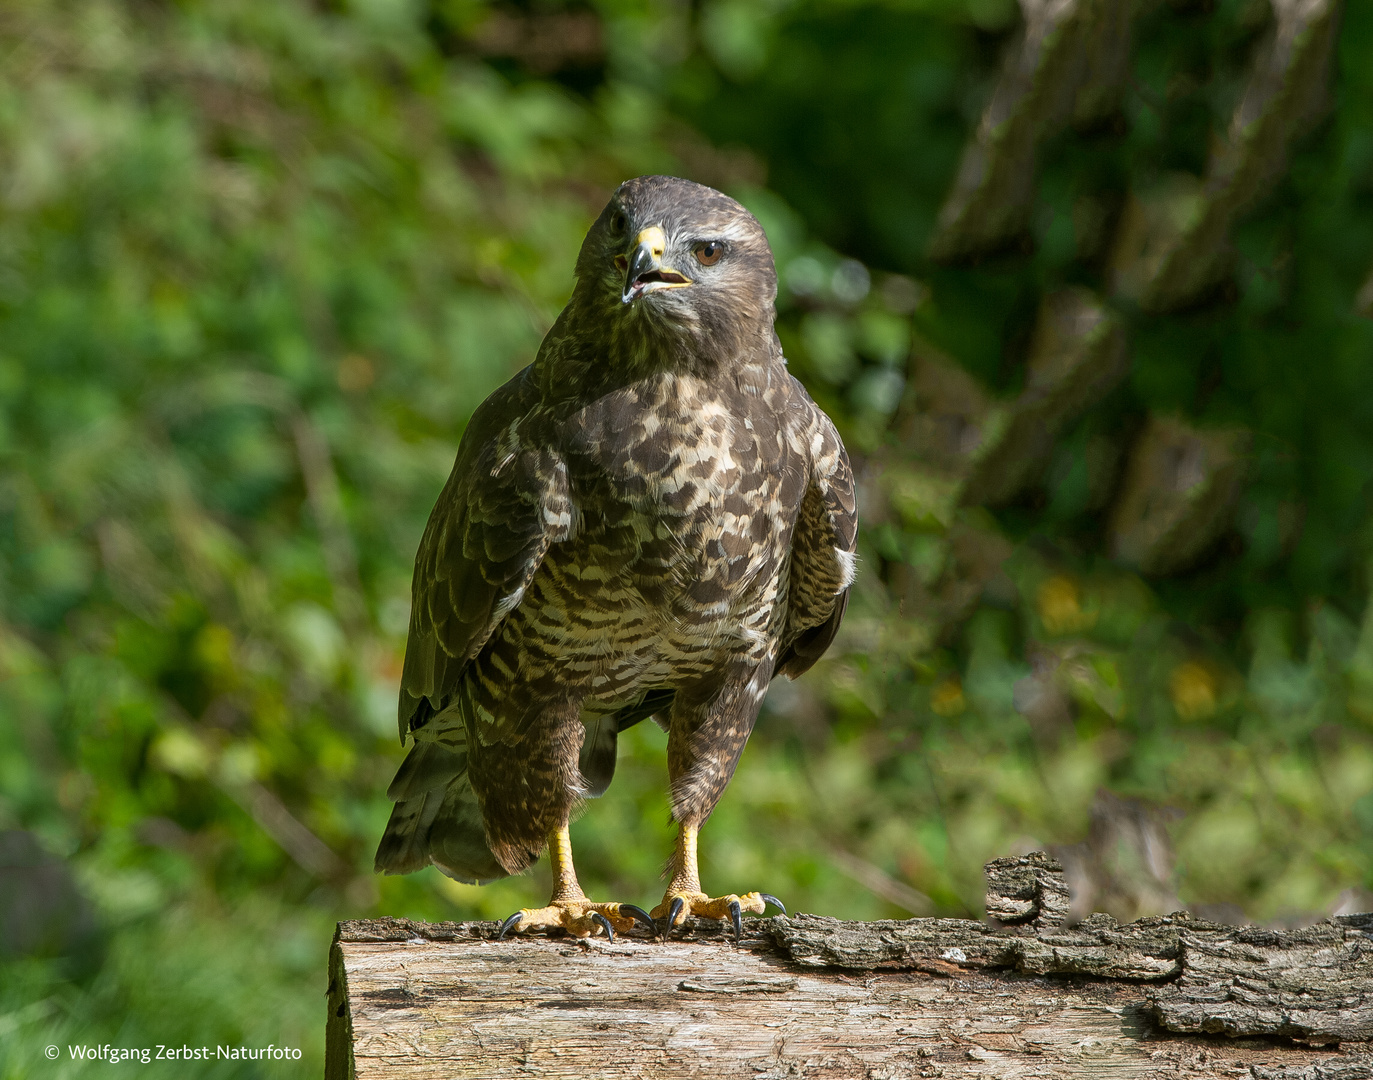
[327,903,1373,1079]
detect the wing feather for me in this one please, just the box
[777,402,858,680]
[396,366,569,739]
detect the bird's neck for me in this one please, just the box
[533,297,779,403]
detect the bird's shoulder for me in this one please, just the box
[452,364,547,472]
[421,366,570,534]
[768,369,843,463]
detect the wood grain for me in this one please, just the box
[326,909,1373,1079]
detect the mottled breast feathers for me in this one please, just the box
[396,362,857,741]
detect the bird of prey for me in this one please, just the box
[375,175,857,940]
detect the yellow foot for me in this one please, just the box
[497,899,656,942]
[650,891,787,939]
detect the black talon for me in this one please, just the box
[665,897,685,935]
[759,893,787,916]
[621,904,657,936]
[498,912,524,940]
[590,911,615,943]
[729,899,742,941]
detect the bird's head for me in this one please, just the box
[570,176,779,371]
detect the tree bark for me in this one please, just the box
[327,854,1373,1079]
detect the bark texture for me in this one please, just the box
[327,856,1373,1079]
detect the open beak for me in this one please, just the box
[620,226,691,304]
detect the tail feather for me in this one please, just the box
[373,785,447,875]
[577,711,619,799]
[374,739,508,884]
[614,688,675,734]
[386,739,467,802]
[577,689,675,799]
[428,771,508,884]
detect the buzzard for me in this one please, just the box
[375,176,857,940]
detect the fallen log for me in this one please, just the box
[327,853,1373,1079]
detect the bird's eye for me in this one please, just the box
[611,211,627,234]
[694,241,724,266]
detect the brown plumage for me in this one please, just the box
[375,175,857,938]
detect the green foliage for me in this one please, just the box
[0,897,327,1079]
[1,0,1372,1072]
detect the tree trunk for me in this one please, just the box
[327,854,1373,1079]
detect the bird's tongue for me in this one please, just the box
[623,268,690,303]
[637,269,689,286]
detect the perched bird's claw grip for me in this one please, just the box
[621,904,657,936]
[498,911,524,940]
[590,911,616,942]
[759,893,787,916]
[664,897,685,936]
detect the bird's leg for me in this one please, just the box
[497,824,655,941]
[650,823,786,939]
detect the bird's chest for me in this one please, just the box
[556,377,803,635]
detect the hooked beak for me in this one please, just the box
[619,226,692,304]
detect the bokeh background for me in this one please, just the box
[2,0,1372,1073]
